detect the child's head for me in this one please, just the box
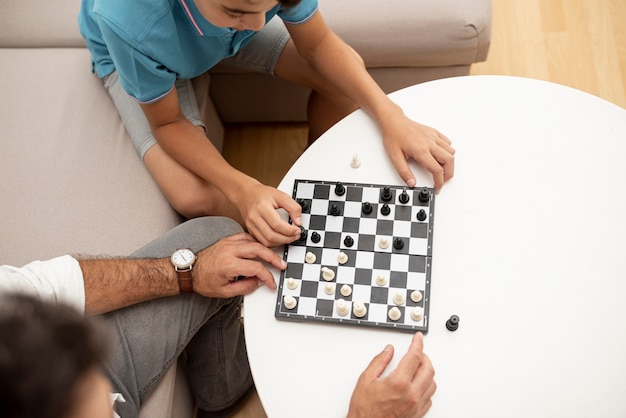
[196,0,302,31]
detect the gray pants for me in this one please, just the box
[101,217,252,418]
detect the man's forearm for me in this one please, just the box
[79,258,179,315]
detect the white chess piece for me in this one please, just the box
[350,153,361,169]
[321,267,335,281]
[284,295,297,310]
[336,299,350,316]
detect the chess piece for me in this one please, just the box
[296,198,309,212]
[311,231,321,243]
[329,203,341,216]
[334,182,345,196]
[398,188,410,204]
[350,153,361,169]
[286,277,298,290]
[362,201,373,215]
[381,186,393,202]
[416,209,427,221]
[388,307,402,321]
[393,237,404,250]
[343,235,354,247]
[296,225,307,242]
[411,307,424,322]
[336,299,350,316]
[418,187,430,203]
[446,315,460,331]
[380,203,390,216]
[284,295,297,310]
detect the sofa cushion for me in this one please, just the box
[320,0,491,67]
[0,0,85,48]
[0,48,181,265]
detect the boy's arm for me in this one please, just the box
[138,88,302,246]
[286,12,455,192]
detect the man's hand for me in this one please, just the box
[235,181,303,247]
[381,112,455,194]
[347,333,436,418]
[192,233,285,298]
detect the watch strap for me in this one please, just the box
[177,269,194,294]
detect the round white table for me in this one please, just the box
[244,76,626,417]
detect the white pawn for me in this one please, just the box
[411,307,424,322]
[286,277,298,290]
[284,295,297,310]
[324,282,336,295]
[388,306,402,321]
[393,291,406,305]
[337,251,348,264]
[353,301,367,318]
[336,299,350,316]
[305,251,316,264]
[350,153,361,169]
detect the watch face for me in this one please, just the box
[171,248,196,269]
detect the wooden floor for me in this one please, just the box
[224,0,625,416]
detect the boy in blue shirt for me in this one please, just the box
[79,0,455,248]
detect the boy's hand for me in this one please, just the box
[381,113,455,193]
[236,182,303,247]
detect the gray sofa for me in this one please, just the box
[0,0,491,416]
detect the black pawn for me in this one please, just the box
[334,182,346,196]
[380,203,391,216]
[416,209,427,221]
[381,186,393,202]
[393,237,404,250]
[297,226,307,242]
[297,198,309,212]
[329,203,341,216]
[446,315,460,331]
[343,235,354,247]
[311,231,321,243]
[418,187,430,203]
[398,188,410,204]
[362,201,373,215]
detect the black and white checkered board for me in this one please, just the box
[275,180,435,333]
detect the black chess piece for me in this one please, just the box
[362,201,373,215]
[380,203,391,216]
[446,315,460,331]
[393,237,404,250]
[329,203,341,216]
[334,182,346,196]
[416,209,427,221]
[298,226,307,242]
[297,198,309,212]
[343,235,354,247]
[398,188,410,204]
[381,186,393,202]
[418,187,430,203]
[311,231,321,243]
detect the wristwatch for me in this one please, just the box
[171,248,197,294]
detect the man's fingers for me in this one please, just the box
[362,344,395,379]
[222,277,264,296]
[392,332,425,381]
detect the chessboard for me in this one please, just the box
[275,179,435,333]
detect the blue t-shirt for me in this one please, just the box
[78,0,318,103]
